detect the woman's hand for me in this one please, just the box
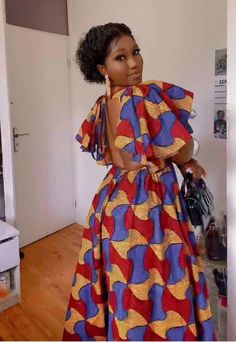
[178,158,207,179]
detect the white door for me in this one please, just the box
[6,25,76,247]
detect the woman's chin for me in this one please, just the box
[128,77,143,86]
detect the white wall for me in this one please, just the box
[68,0,227,224]
[227,0,236,339]
[0,0,16,226]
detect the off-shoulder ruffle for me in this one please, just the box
[76,81,194,166]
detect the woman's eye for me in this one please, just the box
[134,48,141,55]
[115,55,126,61]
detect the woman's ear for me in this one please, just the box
[97,64,107,77]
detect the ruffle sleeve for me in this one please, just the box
[114,81,194,164]
[75,97,110,165]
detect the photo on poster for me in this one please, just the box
[214,107,227,139]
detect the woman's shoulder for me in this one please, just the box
[110,80,193,102]
[110,80,163,100]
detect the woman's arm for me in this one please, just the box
[170,139,207,179]
[170,139,194,166]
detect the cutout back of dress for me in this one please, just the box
[105,98,142,171]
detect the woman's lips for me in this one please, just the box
[129,73,141,78]
[129,73,142,82]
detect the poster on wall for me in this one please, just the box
[214,49,227,139]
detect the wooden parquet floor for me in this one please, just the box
[0,224,83,341]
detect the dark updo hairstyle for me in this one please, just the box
[76,23,133,84]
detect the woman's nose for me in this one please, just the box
[128,57,138,69]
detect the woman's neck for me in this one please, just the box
[110,85,127,97]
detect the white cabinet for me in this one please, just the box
[0,220,21,311]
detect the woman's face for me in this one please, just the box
[103,35,143,87]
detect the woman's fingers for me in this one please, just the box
[181,158,207,179]
[178,158,207,179]
[192,164,207,179]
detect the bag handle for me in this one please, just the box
[181,172,196,194]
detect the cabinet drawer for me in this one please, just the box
[0,237,20,272]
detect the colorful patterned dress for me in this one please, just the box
[63,81,216,341]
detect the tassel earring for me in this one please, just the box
[105,74,111,99]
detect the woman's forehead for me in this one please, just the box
[109,35,137,53]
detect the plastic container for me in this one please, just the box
[206,220,220,260]
[0,271,11,298]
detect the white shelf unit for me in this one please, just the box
[0,220,21,312]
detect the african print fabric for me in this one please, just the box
[63,81,216,341]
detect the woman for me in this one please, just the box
[63,23,215,341]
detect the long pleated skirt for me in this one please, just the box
[63,163,216,341]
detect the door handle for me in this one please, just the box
[13,127,30,152]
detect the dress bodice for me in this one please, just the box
[76,80,194,171]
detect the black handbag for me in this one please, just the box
[181,172,214,230]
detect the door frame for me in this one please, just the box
[0,0,16,227]
[0,0,75,230]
